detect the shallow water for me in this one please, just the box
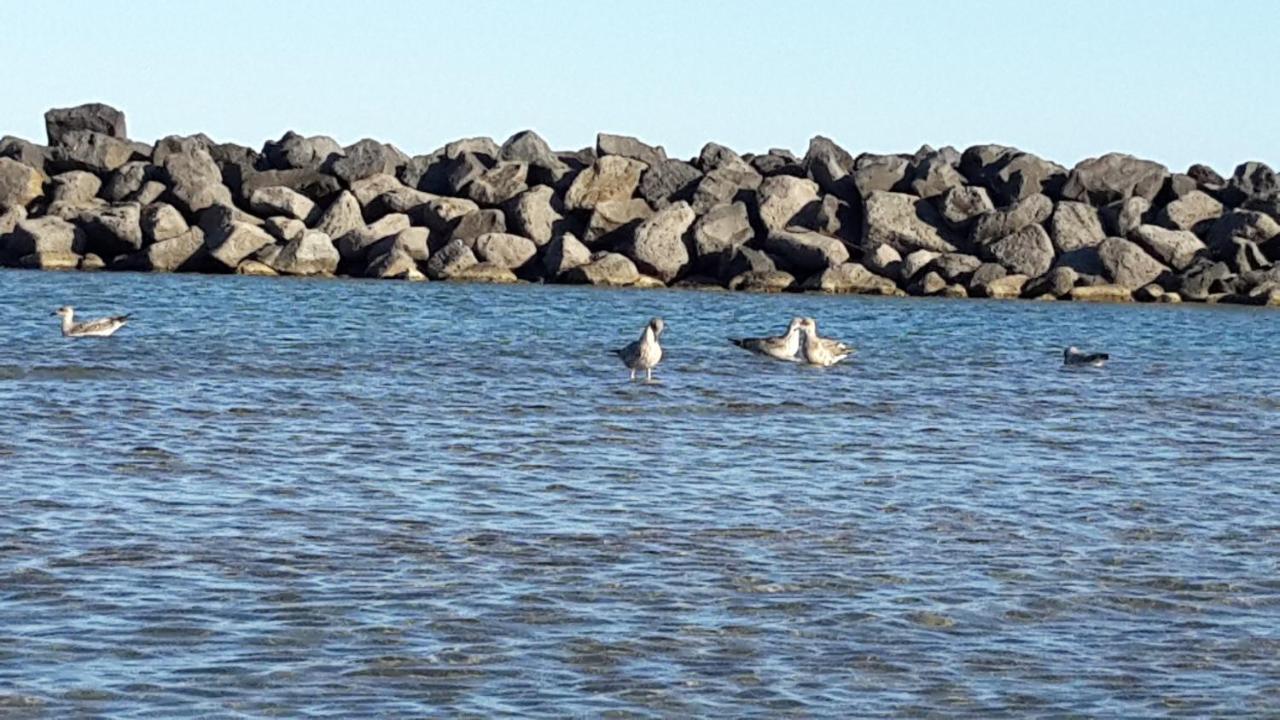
[0,269,1278,718]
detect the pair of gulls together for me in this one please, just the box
[614,316,853,381]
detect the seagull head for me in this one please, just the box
[648,317,665,337]
[786,317,804,334]
[53,306,73,317]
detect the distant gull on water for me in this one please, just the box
[53,306,130,338]
[729,317,805,362]
[798,317,853,367]
[1063,346,1109,367]
[614,317,665,381]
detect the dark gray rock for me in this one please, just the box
[466,162,528,206]
[444,152,491,196]
[499,130,570,186]
[249,186,315,221]
[804,194,854,239]
[336,214,412,263]
[444,136,501,162]
[1024,266,1079,298]
[204,213,275,269]
[718,245,776,281]
[637,159,702,207]
[935,185,994,229]
[413,196,481,237]
[756,176,821,232]
[504,185,563,246]
[983,224,1054,277]
[398,152,450,194]
[264,217,306,243]
[899,249,940,283]
[1097,236,1169,289]
[930,253,982,283]
[969,261,1009,289]
[763,229,850,273]
[583,198,652,245]
[425,238,478,280]
[271,230,339,276]
[260,132,344,171]
[907,270,948,296]
[802,262,899,295]
[145,227,208,272]
[852,154,910,196]
[472,232,538,269]
[367,227,430,264]
[730,270,795,293]
[1049,201,1105,253]
[562,251,639,286]
[151,135,211,166]
[101,161,157,202]
[565,156,647,211]
[596,133,666,167]
[985,152,1067,206]
[691,202,753,264]
[161,148,233,217]
[862,243,903,278]
[45,103,127,145]
[1130,225,1205,271]
[1060,153,1169,205]
[971,193,1053,244]
[1223,162,1279,207]
[1156,190,1222,234]
[907,154,966,199]
[1187,164,1226,190]
[690,167,759,214]
[1206,211,1280,258]
[49,171,102,204]
[140,202,188,244]
[7,217,87,256]
[803,135,857,202]
[959,144,1018,186]
[313,191,363,241]
[77,202,143,255]
[0,136,50,171]
[48,130,136,174]
[1176,260,1234,300]
[1055,246,1105,277]
[0,158,46,207]
[1101,196,1151,237]
[239,168,342,204]
[863,191,962,254]
[698,142,755,176]
[751,149,805,178]
[625,201,694,282]
[449,209,506,244]
[331,139,403,185]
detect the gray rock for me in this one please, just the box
[1176,260,1234,300]
[264,217,307,243]
[1049,201,1105,253]
[583,198,652,245]
[466,162,528,206]
[803,262,899,295]
[908,154,966,199]
[146,227,207,272]
[1187,164,1226,190]
[331,139,403,184]
[852,154,910,196]
[499,130,569,185]
[425,239,478,280]
[625,201,694,282]
[959,144,1018,186]
[908,270,948,296]
[698,142,755,175]
[900,249,940,283]
[1130,225,1205,271]
[543,233,591,278]
[78,202,143,255]
[349,173,408,208]
[730,270,796,293]
[272,230,339,276]
[249,186,315,221]
[140,203,189,244]
[1206,211,1280,257]
[161,148,233,216]
[1061,153,1169,205]
[804,194,853,238]
[803,135,856,201]
[971,193,1053,245]
[1160,173,1199,203]
[50,171,102,204]
[366,227,431,264]
[763,229,850,273]
[596,133,666,167]
[863,243,903,278]
[751,149,805,178]
[18,250,82,270]
[690,167,758,214]
[414,196,481,236]
[204,215,275,269]
[45,103,127,145]
[564,156,647,211]
[336,214,411,263]
[1223,161,1279,206]
[863,191,961,254]
[313,191,364,241]
[444,136,501,162]
[714,245,774,282]
[1223,237,1271,274]
[985,152,1067,206]
[976,274,1029,299]
[562,252,639,286]
[48,130,135,174]
[151,135,211,166]
[1098,237,1169,289]
[1157,190,1223,233]
[982,224,1053,277]
[448,209,506,244]
[504,185,562,246]
[365,248,424,280]
[398,152,450,193]
[756,176,821,232]
[1024,266,1079,298]
[472,232,537,269]
[969,262,1008,288]
[261,132,344,170]
[930,253,983,283]
[638,159,702,207]
[1055,246,1105,276]
[101,161,155,202]
[7,217,87,256]
[364,184,435,219]
[445,153,493,196]
[936,186,994,228]
[239,168,342,204]
[1101,196,1151,237]
[448,262,519,284]
[0,136,50,171]
[0,158,46,207]
[0,204,27,238]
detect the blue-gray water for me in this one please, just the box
[1,269,1278,718]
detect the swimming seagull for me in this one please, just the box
[729,317,805,362]
[614,317,665,381]
[798,317,853,367]
[1063,346,1109,367]
[53,306,131,338]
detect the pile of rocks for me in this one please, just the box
[2,103,1278,306]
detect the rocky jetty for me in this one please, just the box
[3,103,1279,306]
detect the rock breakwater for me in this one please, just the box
[3,103,1279,306]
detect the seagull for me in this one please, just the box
[52,306,131,338]
[798,317,853,367]
[1063,346,1109,367]
[614,317,665,381]
[729,317,804,362]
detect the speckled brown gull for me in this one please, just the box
[53,306,130,338]
[798,317,853,367]
[729,317,804,362]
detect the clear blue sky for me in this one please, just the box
[2,0,1275,173]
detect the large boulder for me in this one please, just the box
[466,162,528,206]
[499,130,569,185]
[248,186,315,221]
[691,202,753,264]
[763,229,849,273]
[238,168,342,204]
[413,196,480,236]
[1206,211,1280,258]
[802,262,900,295]
[562,252,640,286]
[1049,201,1105,253]
[162,148,233,216]
[1157,190,1224,233]
[637,159,702,207]
[349,173,407,207]
[930,252,983,283]
[1100,196,1151,237]
[0,158,45,207]
[729,270,796,293]
[900,249,940,283]
[583,198,652,245]
[313,191,363,241]
[803,135,857,201]
[140,202,189,244]
[596,133,666,167]
[425,239,478,280]
[364,184,435,219]
[447,209,506,244]
[1097,237,1169,289]
[260,132,343,171]
[851,154,910,196]
[1055,246,1105,276]
[1060,153,1169,205]
[146,227,208,272]
[690,167,758,214]
[44,103,127,145]
[0,136,50,172]
[331,139,404,185]
[7,217,86,256]
[625,201,694,282]
[751,149,805,178]
[78,203,143,255]
[48,130,135,174]
[543,233,591,278]
[270,230,339,275]
[365,248,425,281]
[1024,266,1079,299]
[935,185,994,229]
[1069,285,1133,303]
[863,243,903,278]
[756,176,820,232]
[1223,162,1279,207]
[1130,225,1205,271]
[982,224,1054,277]
[204,216,275,269]
[101,161,155,202]
[958,144,1018,186]
[336,214,412,263]
[366,227,430,264]
[504,185,562,246]
[985,152,1067,205]
[907,154,966,199]
[698,142,756,176]
[564,156,647,211]
[472,232,537,270]
[49,171,102,204]
[970,193,1053,244]
[862,191,961,254]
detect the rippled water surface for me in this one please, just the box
[1,269,1278,718]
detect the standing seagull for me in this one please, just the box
[729,317,805,362]
[615,317,665,381]
[798,317,853,366]
[1063,346,1109,367]
[53,306,130,338]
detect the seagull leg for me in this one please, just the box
[629,369,636,381]
[646,368,653,382]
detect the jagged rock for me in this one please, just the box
[8,217,87,256]
[625,201,694,282]
[936,186,994,229]
[731,270,796,293]
[690,167,758,214]
[367,227,430,264]
[803,262,900,295]
[864,243,903,278]
[1055,246,1105,276]
[448,209,506,244]
[364,248,423,280]
[698,142,755,175]
[1024,266,1078,298]
[562,252,639,286]
[907,154,966,199]
[444,136,501,162]
[331,139,403,185]
[863,191,960,254]
[0,136,50,171]
[249,186,315,221]
[718,246,776,281]
[264,217,306,243]
[763,229,850,273]
[101,161,154,202]
[504,185,562,246]
[1187,164,1226,190]
[751,149,805,178]
[804,194,853,238]
[336,214,411,263]
[254,243,283,268]
[900,249,940,282]
[638,159,702,208]
[19,251,81,270]
[1049,201,1105,253]
[959,144,1018,186]
[45,103,126,145]
[564,156,647,211]
[364,184,435,219]
[1069,285,1133,302]
[146,227,207,272]
[240,168,342,204]
[1134,283,1165,302]
[975,273,1028,299]
[1097,237,1169,289]
[398,152,449,193]
[161,148,233,216]
[47,130,135,174]
[425,239,478,279]
[1224,238,1271,274]
[1159,173,1199,203]
[499,130,569,185]
[543,233,591,277]
[1206,211,1280,259]
[1223,162,1279,207]
[971,193,1053,244]
[852,154,910,196]
[313,191,363,241]
[0,205,27,237]
[690,202,752,264]
[151,135,210,166]
[413,196,481,235]
[204,217,275,269]
[969,262,1009,289]
[349,173,407,207]
[49,171,101,204]
[1158,190,1224,233]
[1130,225,1205,271]
[134,181,166,206]
[450,262,519,284]
[260,132,343,171]
[985,152,1067,206]
[466,162,528,206]
[0,158,46,207]
[1177,260,1234,300]
[583,198,652,245]
[596,133,666,167]
[1100,196,1151,237]
[472,232,537,269]
[803,135,857,201]
[78,203,143,255]
[908,270,948,296]
[1061,153,1168,205]
[757,176,820,232]
[272,230,339,275]
[930,253,983,283]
